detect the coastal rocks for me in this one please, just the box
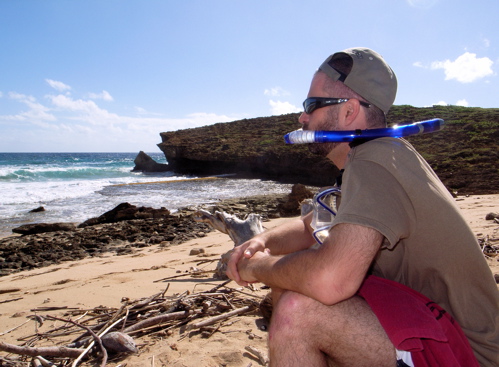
[132,151,170,172]
[157,114,341,186]
[12,223,77,235]
[79,203,171,227]
[29,206,46,213]
[0,193,293,277]
[277,183,314,216]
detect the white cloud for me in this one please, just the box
[431,52,494,83]
[135,106,148,115]
[269,100,301,115]
[134,106,163,117]
[46,79,72,92]
[434,101,448,106]
[264,87,290,97]
[88,90,114,101]
[6,92,56,122]
[413,61,424,68]
[0,82,243,151]
[47,94,121,127]
[456,99,469,107]
[482,37,490,48]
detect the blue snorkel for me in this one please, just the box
[284,118,444,144]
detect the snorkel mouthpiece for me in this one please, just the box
[284,118,444,144]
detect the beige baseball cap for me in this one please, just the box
[319,47,397,114]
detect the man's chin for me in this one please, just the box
[307,143,334,157]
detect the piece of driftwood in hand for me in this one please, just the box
[193,210,264,278]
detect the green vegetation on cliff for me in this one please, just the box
[158,105,499,194]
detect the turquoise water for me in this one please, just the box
[0,152,292,237]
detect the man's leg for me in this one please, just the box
[268,290,396,367]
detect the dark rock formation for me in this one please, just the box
[158,114,341,186]
[12,223,76,235]
[29,206,46,213]
[79,203,171,227]
[277,183,314,216]
[132,151,170,172]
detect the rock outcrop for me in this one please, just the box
[79,202,171,227]
[132,151,170,172]
[12,223,76,235]
[158,114,341,186]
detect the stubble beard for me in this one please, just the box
[306,108,340,157]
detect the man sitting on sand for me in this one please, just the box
[227,47,499,366]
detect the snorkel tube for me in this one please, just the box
[284,118,444,144]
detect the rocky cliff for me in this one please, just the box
[157,105,499,194]
[158,114,341,186]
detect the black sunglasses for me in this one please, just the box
[303,97,371,114]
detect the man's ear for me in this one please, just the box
[342,99,361,128]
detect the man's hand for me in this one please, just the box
[237,248,271,284]
[226,236,266,285]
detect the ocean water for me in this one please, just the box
[0,152,293,238]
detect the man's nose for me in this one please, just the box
[298,112,308,126]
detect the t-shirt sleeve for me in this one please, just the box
[332,160,415,249]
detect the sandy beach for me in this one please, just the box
[0,195,498,367]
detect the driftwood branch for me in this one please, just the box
[123,310,192,334]
[187,305,253,330]
[193,210,264,278]
[245,345,269,366]
[0,341,84,358]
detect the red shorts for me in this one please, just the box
[357,276,479,367]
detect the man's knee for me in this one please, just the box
[268,290,313,344]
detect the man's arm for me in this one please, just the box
[226,214,317,285]
[237,223,384,305]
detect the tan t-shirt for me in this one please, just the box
[333,137,499,366]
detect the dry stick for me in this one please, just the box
[153,270,213,283]
[207,279,232,292]
[0,297,23,304]
[0,288,21,294]
[0,319,31,336]
[97,300,128,336]
[187,305,253,330]
[244,346,269,366]
[160,283,170,298]
[123,310,192,334]
[224,286,264,300]
[131,292,162,310]
[34,355,56,367]
[0,341,84,359]
[120,307,130,333]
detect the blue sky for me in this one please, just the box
[1,0,497,152]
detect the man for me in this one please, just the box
[227,48,499,366]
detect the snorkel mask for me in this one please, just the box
[310,187,341,245]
